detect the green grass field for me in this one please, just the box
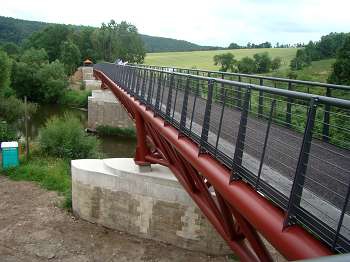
[145,48,297,71]
[145,48,336,83]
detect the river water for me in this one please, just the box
[22,104,136,158]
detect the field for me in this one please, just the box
[145,48,298,71]
[145,48,336,84]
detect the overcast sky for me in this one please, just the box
[1,0,349,47]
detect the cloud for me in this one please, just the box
[0,0,349,46]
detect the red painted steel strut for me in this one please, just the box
[94,69,333,261]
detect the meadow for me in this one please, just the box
[145,48,298,71]
[144,48,336,84]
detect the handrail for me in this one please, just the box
[135,63,350,91]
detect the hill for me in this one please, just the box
[0,16,220,53]
[145,48,298,70]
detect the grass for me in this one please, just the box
[1,152,72,209]
[59,89,91,108]
[145,48,297,71]
[95,125,136,138]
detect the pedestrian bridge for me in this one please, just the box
[93,62,350,261]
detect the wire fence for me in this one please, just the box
[95,62,350,253]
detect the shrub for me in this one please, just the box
[59,89,91,108]
[253,52,272,73]
[237,57,257,74]
[0,121,17,142]
[271,57,282,70]
[96,125,136,138]
[0,96,37,124]
[39,114,100,159]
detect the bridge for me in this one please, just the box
[93,62,350,261]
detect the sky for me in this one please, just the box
[1,0,349,47]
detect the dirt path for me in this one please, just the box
[0,176,229,262]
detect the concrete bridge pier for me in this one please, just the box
[71,158,230,255]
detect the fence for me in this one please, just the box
[95,62,350,253]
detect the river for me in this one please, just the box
[22,104,136,158]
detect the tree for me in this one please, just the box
[0,42,20,58]
[290,49,311,70]
[0,49,11,94]
[11,48,68,102]
[60,40,81,75]
[228,42,241,49]
[253,52,272,73]
[237,57,256,74]
[271,57,282,70]
[91,20,145,63]
[213,53,237,72]
[328,36,350,85]
[26,24,72,61]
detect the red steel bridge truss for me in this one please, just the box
[94,63,350,261]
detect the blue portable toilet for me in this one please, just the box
[1,142,19,169]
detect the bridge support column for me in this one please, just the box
[134,111,151,172]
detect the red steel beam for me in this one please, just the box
[94,69,333,260]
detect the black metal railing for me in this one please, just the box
[135,64,350,144]
[95,62,350,253]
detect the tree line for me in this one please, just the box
[289,32,350,85]
[213,52,281,74]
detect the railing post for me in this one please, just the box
[231,87,251,181]
[165,74,175,121]
[155,72,163,112]
[180,76,190,132]
[140,69,147,102]
[237,76,242,108]
[286,82,293,128]
[323,87,331,142]
[199,79,214,152]
[147,71,154,104]
[284,98,318,227]
[258,79,264,118]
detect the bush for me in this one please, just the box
[96,125,136,138]
[271,57,282,70]
[39,114,100,159]
[59,89,91,108]
[0,95,37,124]
[0,121,17,142]
[253,52,272,73]
[237,57,257,74]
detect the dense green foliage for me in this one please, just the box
[0,16,219,53]
[0,121,16,142]
[329,36,350,85]
[213,53,237,72]
[11,48,68,102]
[218,52,281,74]
[290,32,349,71]
[96,125,136,138]
[59,89,91,108]
[237,57,256,73]
[91,20,145,63]
[39,114,100,159]
[60,40,81,75]
[290,49,311,70]
[0,16,47,43]
[0,49,11,93]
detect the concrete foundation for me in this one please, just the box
[71,158,230,255]
[81,67,102,91]
[88,90,134,130]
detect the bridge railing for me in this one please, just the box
[134,64,350,144]
[95,62,350,253]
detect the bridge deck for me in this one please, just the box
[95,63,350,253]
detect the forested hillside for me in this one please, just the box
[0,16,220,52]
